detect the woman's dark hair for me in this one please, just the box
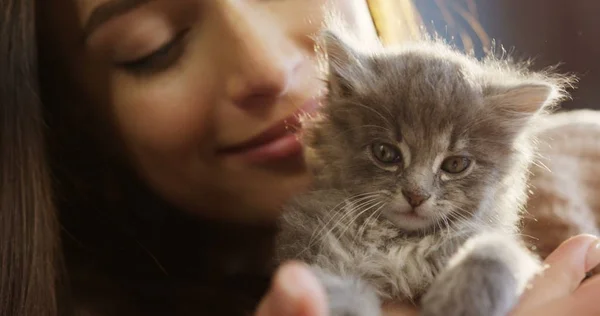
[0,1,59,315]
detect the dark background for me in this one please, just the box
[416,0,599,110]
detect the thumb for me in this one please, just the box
[255,261,328,316]
[516,234,600,311]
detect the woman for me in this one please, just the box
[0,0,599,315]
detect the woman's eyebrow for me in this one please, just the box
[82,0,153,43]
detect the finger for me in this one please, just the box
[517,234,599,311]
[568,275,600,316]
[542,235,600,290]
[574,274,600,303]
[584,238,600,272]
[255,261,327,316]
[514,296,600,316]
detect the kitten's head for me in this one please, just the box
[304,31,572,233]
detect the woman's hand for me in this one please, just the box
[256,234,600,316]
[511,234,600,316]
[255,262,328,316]
[254,261,420,316]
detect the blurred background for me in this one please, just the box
[369,0,599,110]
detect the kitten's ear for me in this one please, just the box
[488,82,560,116]
[320,30,364,97]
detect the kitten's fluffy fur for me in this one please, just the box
[276,31,571,316]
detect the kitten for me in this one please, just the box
[275,31,572,316]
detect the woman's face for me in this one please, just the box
[42,0,373,222]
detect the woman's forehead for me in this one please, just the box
[78,0,151,28]
[44,0,175,48]
[78,0,129,19]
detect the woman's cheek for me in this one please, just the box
[110,64,217,157]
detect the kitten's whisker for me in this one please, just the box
[354,203,386,243]
[333,198,380,229]
[332,199,380,234]
[432,213,443,237]
[299,194,379,258]
[309,193,383,246]
[441,215,451,236]
[447,209,485,234]
[450,205,479,219]
[448,210,477,227]
[512,232,539,241]
[446,212,465,229]
[320,192,383,224]
[355,203,381,235]
[449,210,486,235]
[533,159,551,173]
[336,200,383,240]
[438,213,452,236]
[338,203,381,241]
[444,214,470,244]
[316,191,382,222]
[315,197,381,245]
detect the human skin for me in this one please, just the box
[37,0,600,315]
[257,235,600,316]
[40,0,371,225]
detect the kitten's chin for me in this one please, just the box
[382,211,435,232]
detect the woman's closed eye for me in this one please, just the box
[116,28,190,75]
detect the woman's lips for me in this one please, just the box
[219,117,302,164]
[217,99,321,164]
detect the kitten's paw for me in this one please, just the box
[311,266,382,316]
[420,256,517,316]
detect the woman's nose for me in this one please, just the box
[221,3,303,109]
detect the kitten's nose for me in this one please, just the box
[402,189,431,208]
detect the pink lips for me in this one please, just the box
[217,99,321,164]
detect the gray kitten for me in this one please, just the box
[276,31,571,316]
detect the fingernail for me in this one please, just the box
[585,238,600,271]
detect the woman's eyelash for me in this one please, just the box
[117,29,190,74]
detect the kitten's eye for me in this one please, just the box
[441,156,472,174]
[371,142,402,164]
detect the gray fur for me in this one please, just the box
[276,30,572,316]
[310,265,382,316]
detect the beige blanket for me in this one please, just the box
[522,109,600,275]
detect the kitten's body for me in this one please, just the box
[278,189,455,301]
[276,32,570,316]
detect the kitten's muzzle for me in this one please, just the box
[401,189,431,208]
